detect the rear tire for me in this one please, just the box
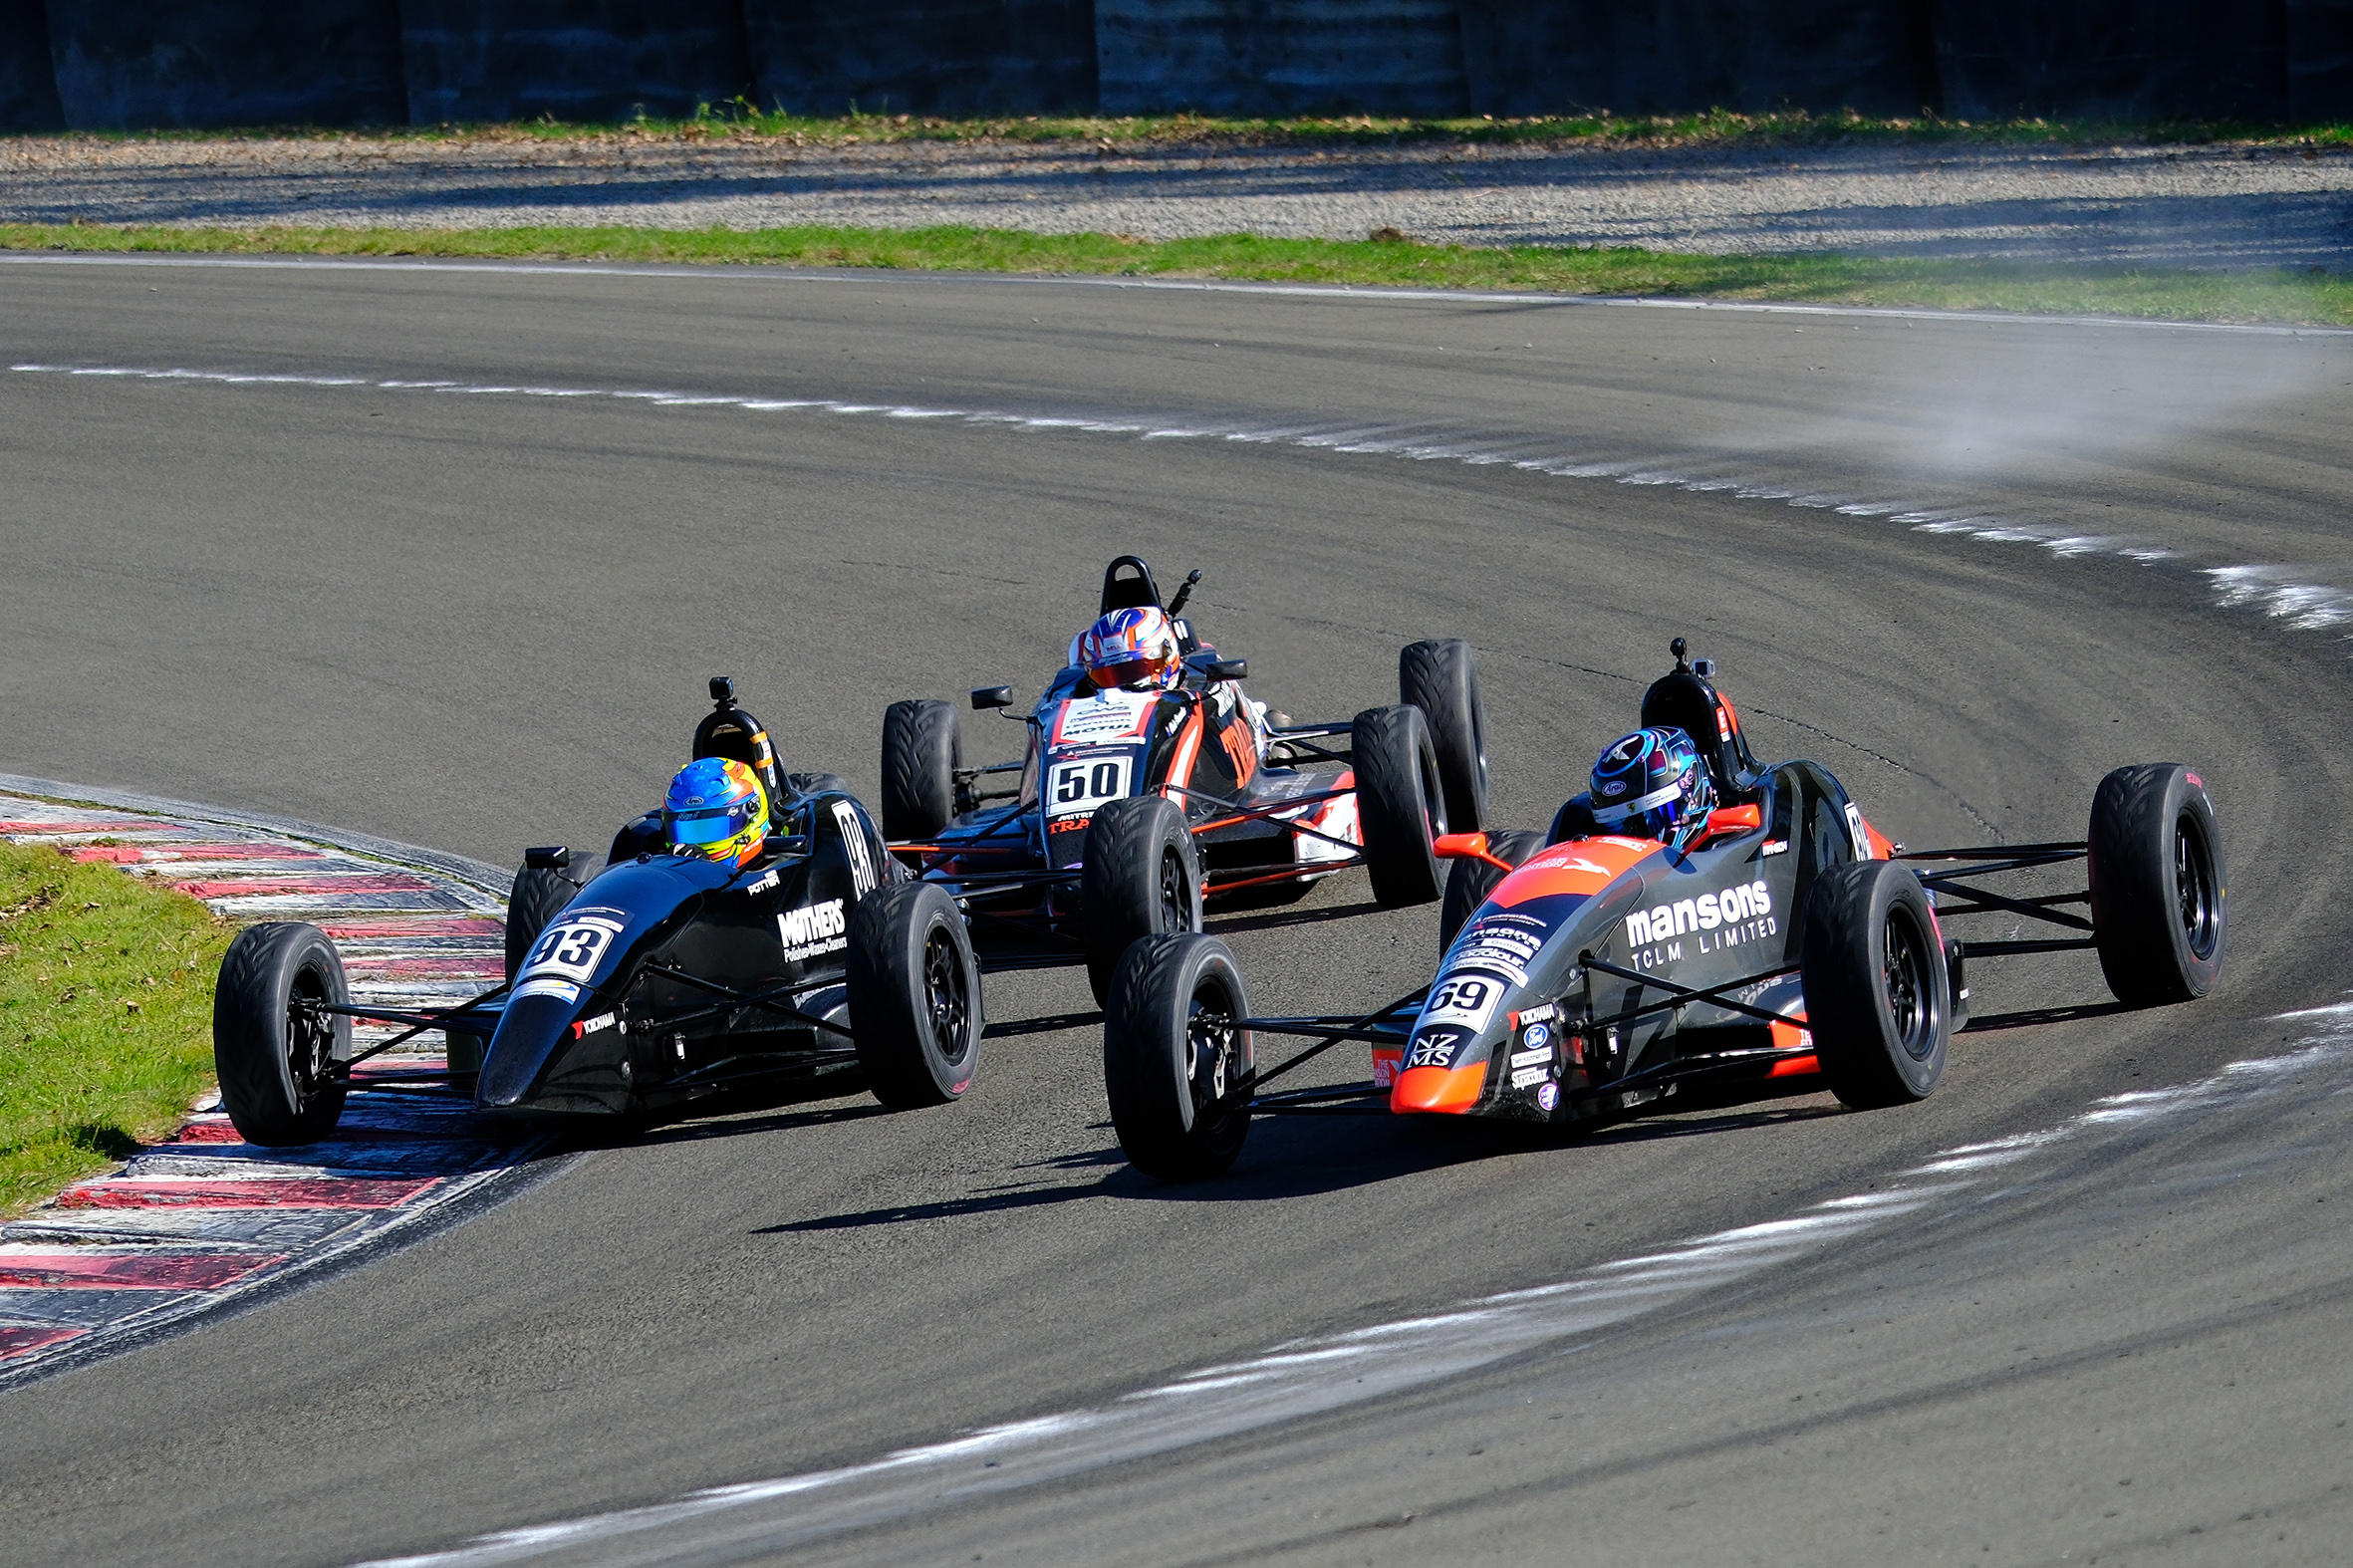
[785,771,853,802]
[504,854,605,981]
[213,922,351,1147]
[1081,796,1204,1006]
[1353,703,1445,907]
[847,882,981,1109]
[1400,638,1490,832]
[881,699,961,841]
[1104,933,1253,1180]
[1801,861,1951,1110]
[1438,828,1545,952]
[2089,764,2224,1007]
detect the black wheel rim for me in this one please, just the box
[2175,814,2221,961]
[1186,977,1243,1132]
[921,928,972,1065]
[287,970,336,1113]
[1158,847,1192,933]
[1883,910,1937,1061]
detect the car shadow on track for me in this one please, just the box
[985,1010,1102,1039]
[1962,1000,2134,1033]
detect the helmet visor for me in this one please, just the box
[1089,655,1169,688]
[667,800,756,846]
[1589,781,1681,829]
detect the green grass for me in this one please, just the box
[16,104,2353,149]
[0,842,231,1218]
[6,221,2347,326]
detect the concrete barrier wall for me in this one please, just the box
[1,0,65,130]
[401,0,754,124]
[1096,0,1468,117]
[1458,1,1939,118]
[746,0,1096,117]
[1933,0,2289,121]
[44,0,406,130]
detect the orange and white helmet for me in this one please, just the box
[1079,606,1181,690]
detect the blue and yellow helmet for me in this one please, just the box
[1589,727,1713,843]
[663,756,769,867]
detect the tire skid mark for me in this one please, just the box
[13,360,2347,654]
[0,786,543,1387]
[353,1008,2353,1568]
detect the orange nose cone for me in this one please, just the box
[1391,1061,1488,1115]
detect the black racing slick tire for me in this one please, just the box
[504,854,605,982]
[1800,860,1952,1110]
[881,699,962,842]
[785,771,853,802]
[1353,703,1446,908]
[1400,638,1490,833]
[213,922,352,1147]
[1104,933,1254,1181]
[847,882,982,1110]
[2089,764,2225,1007]
[1082,796,1204,1007]
[1438,829,1545,953]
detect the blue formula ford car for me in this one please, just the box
[208,679,985,1146]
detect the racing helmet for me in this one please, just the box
[1588,727,1714,842]
[662,756,769,868]
[1079,606,1182,691]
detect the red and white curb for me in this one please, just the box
[0,777,546,1382]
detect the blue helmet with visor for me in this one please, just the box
[662,756,769,868]
[1589,727,1714,844]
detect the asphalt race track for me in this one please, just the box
[3,256,2352,1566]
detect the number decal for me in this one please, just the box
[1843,802,1871,861]
[1043,754,1134,819]
[831,800,878,897]
[1420,971,1503,1031]
[520,915,624,983]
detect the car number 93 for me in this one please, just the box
[521,914,626,982]
[1044,754,1133,819]
[1420,970,1504,1032]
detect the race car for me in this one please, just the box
[1100,639,2226,1179]
[878,556,1492,999]
[209,678,983,1148]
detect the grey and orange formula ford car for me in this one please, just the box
[876,556,1492,1000]
[1099,639,2226,1179]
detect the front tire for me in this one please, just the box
[1801,861,1951,1110]
[847,883,982,1109]
[881,699,961,841]
[1438,828,1545,952]
[213,922,352,1147]
[1103,933,1253,1180]
[1081,796,1204,1006]
[1353,703,1446,907]
[1400,638,1490,832]
[2089,764,2224,1007]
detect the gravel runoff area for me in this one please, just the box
[3,132,2350,266]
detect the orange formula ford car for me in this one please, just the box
[1100,639,2226,1180]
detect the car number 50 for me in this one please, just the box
[1046,756,1132,817]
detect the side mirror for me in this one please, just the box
[1203,657,1247,681]
[524,845,572,871]
[971,685,1014,710]
[1432,832,1488,862]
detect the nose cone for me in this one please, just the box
[1392,1060,1489,1115]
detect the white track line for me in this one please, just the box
[352,1009,2353,1568]
[14,360,2349,645]
[2,249,2348,338]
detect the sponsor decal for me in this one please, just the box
[1715,703,1732,741]
[831,801,878,896]
[1536,1082,1560,1112]
[1510,1064,1551,1089]
[514,976,581,1003]
[1510,1046,1554,1069]
[778,899,848,961]
[569,1011,618,1039]
[1625,880,1773,946]
[1044,753,1134,821]
[1448,918,1542,987]
[1053,689,1157,743]
[1420,972,1504,1033]
[1405,1027,1465,1069]
[745,867,780,895]
[1371,1048,1401,1089]
[1599,780,1628,798]
[1761,839,1789,857]
[1522,1021,1551,1050]
[1514,1001,1557,1027]
[520,913,626,983]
